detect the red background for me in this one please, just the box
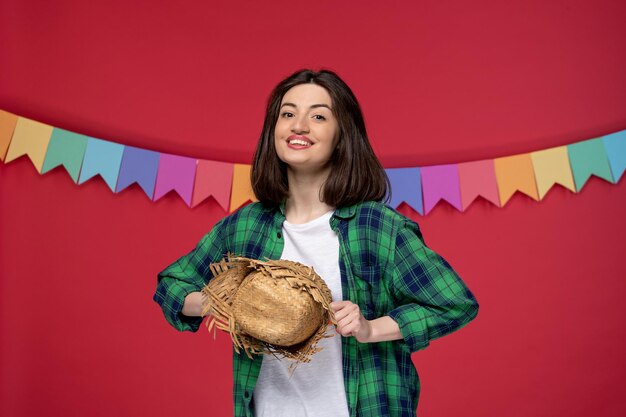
[1,1,626,416]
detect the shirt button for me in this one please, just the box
[244,391,250,399]
[277,232,282,239]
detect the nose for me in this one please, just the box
[291,114,309,134]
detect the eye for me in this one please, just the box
[281,112,294,118]
[312,114,326,121]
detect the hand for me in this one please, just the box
[182,291,207,317]
[330,300,372,343]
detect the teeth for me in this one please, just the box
[289,139,311,146]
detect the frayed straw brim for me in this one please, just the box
[201,256,336,364]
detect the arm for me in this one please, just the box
[153,221,225,332]
[332,219,478,348]
[332,301,402,343]
[386,220,479,352]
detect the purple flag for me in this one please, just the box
[115,146,160,198]
[385,168,423,215]
[421,164,462,214]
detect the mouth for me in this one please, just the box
[287,135,312,148]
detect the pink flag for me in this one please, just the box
[192,160,234,210]
[458,160,500,209]
[153,154,197,206]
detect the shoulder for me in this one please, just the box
[340,201,424,251]
[344,201,418,231]
[230,201,273,218]
[337,202,424,267]
[212,202,278,232]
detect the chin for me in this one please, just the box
[277,152,309,166]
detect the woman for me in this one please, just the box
[154,69,479,417]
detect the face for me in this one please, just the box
[274,83,339,175]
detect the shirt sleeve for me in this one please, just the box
[153,220,226,332]
[387,219,479,352]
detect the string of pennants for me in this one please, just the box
[1,109,625,215]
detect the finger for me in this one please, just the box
[336,317,352,331]
[330,300,352,312]
[336,306,359,326]
[333,306,355,322]
[337,314,362,333]
[336,325,353,337]
[331,302,358,319]
[341,321,360,336]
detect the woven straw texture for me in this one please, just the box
[201,256,336,363]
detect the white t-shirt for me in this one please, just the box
[253,210,350,417]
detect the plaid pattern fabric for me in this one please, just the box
[154,201,479,417]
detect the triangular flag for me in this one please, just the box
[602,130,626,182]
[385,168,423,214]
[457,160,500,209]
[531,146,576,199]
[78,138,124,191]
[41,129,88,182]
[192,160,234,210]
[116,146,160,199]
[230,164,256,212]
[4,117,53,172]
[421,164,462,214]
[153,154,197,206]
[567,138,614,190]
[0,110,18,161]
[494,154,539,205]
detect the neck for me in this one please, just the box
[284,167,334,224]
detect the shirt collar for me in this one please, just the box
[332,205,357,219]
[269,200,357,220]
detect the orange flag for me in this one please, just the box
[0,110,18,161]
[229,164,257,212]
[494,154,539,206]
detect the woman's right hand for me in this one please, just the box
[181,291,206,317]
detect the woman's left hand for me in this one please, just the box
[330,300,372,343]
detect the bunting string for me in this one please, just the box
[1,109,624,214]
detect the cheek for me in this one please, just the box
[273,124,283,145]
[328,121,339,142]
[328,127,340,149]
[274,118,288,137]
[274,132,285,152]
[273,129,285,159]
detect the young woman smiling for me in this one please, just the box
[154,69,479,417]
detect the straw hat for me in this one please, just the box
[201,256,336,363]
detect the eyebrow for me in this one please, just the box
[280,102,333,111]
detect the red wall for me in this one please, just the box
[1,1,626,416]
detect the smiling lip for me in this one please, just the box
[287,135,312,149]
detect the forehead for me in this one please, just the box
[280,84,332,106]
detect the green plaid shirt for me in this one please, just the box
[154,201,478,417]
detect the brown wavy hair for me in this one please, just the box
[251,69,390,207]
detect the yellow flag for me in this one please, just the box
[5,117,54,172]
[229,164,257,212]
[531,146,576,199]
